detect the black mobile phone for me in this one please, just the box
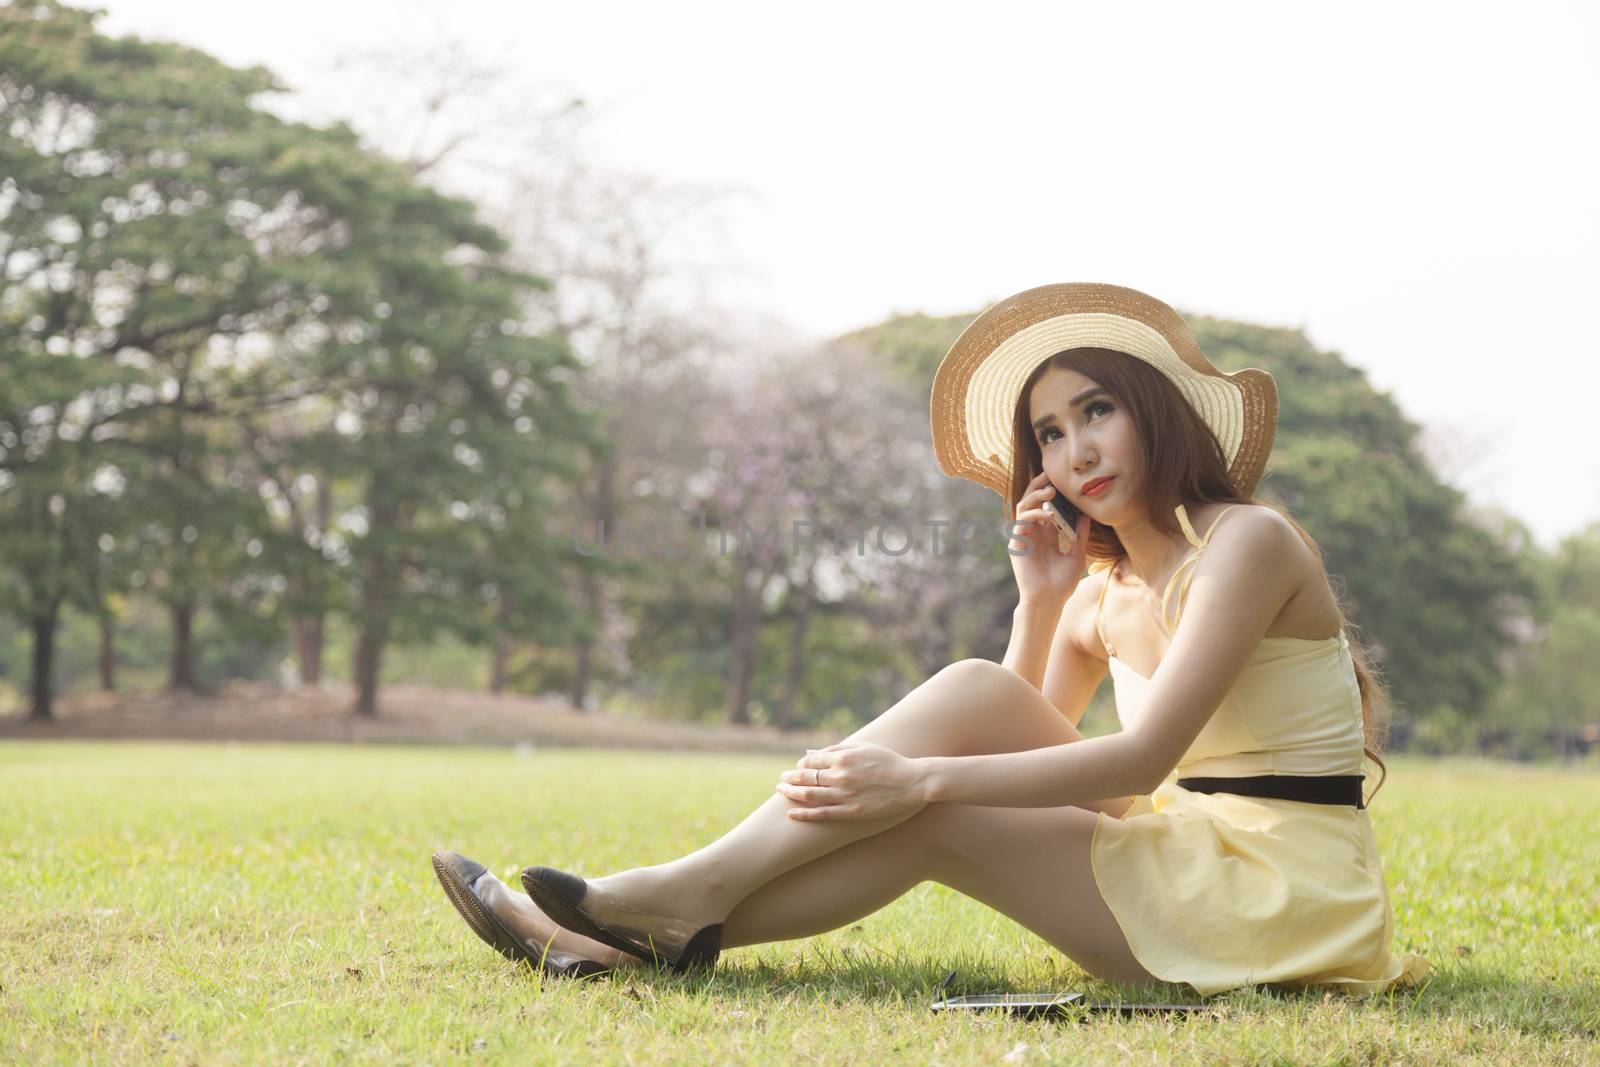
[929,992,1085,1019]
[929,992,1212,1018]
[1042,480,1081,541]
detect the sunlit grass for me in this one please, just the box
[1,743,1596,1064]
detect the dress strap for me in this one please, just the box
[1095,561,1117,657]
[1175,504,1203,548]
[1158,504,1243,635]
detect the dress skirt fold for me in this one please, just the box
[1091,782,1430,996]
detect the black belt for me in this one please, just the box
[1176,774,1365,809]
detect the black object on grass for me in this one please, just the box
[929,969,1213,1019]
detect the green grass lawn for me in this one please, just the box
[2,742,1596,1065]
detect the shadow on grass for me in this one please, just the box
[488,935,1594,1041]
[1206,968,1597,1041]
[1364,968,1599,1039]
[507,948,1600,1034]
[508,946,1209,1013]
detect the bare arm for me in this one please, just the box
[1035,572,1135,816]
[1004,568,1109,720]
[921,510,1304,809]
[1039,570,1112,728]
[1001,599,1063,690]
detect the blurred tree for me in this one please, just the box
[0,1,598,716]
[626,336,977,727]
[838,311,970,386]
[286,172,598,715]
[492,166,736,712]
[234,405,348,687]
[1491,524,1600,758]
[303,41,741,711]
[0,1,387,706]
[275,41,617,704]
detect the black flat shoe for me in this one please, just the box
[432,851,611,979]
[520,865,722,975]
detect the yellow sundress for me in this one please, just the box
[1088,504,1430,996]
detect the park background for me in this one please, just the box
[2,0,1596,758]
[2,2,1598,1064]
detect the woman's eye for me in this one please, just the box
[1040,402,1111,444]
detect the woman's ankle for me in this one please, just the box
[592,864,728,928]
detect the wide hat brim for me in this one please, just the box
[930,282,1277,501]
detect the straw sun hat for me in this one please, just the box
[929,282,1278,502]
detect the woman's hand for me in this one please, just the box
[1009,470,1092,607]
[775,741,929,822]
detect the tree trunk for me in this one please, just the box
[725,557,766,725]
[305,476,332,683]
[353,625,387,716]
[489,595,511,694]
[568,567,599,711]
[29,600,61,721]
[289,612,325,685]
[569,454,617,713]
[775,568,815,730]
[281,472,331,686]
[98,614,116,691]
[168,594,199,691]
[353,557,391,716]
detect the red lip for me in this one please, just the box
[1081,477,1115,497]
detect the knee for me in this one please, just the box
[937,658,1021,694]
[934,659,1036,712]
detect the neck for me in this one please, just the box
[1109,503,1192,589]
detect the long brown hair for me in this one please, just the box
[1007,347,1390,802]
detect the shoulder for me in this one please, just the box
[1209,503,1307,552]
[1209,501,1293,538]
[1199,504,1316,589]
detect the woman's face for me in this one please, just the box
[1027,366,1144,524]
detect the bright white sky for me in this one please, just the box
[95,1,1600,548]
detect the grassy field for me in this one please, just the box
[1,742,1596,1065]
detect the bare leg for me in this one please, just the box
[580,660,1130,934]
[720,800,1157,984]
[491,799,1151,981]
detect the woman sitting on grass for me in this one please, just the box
[434,282,1428,996]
